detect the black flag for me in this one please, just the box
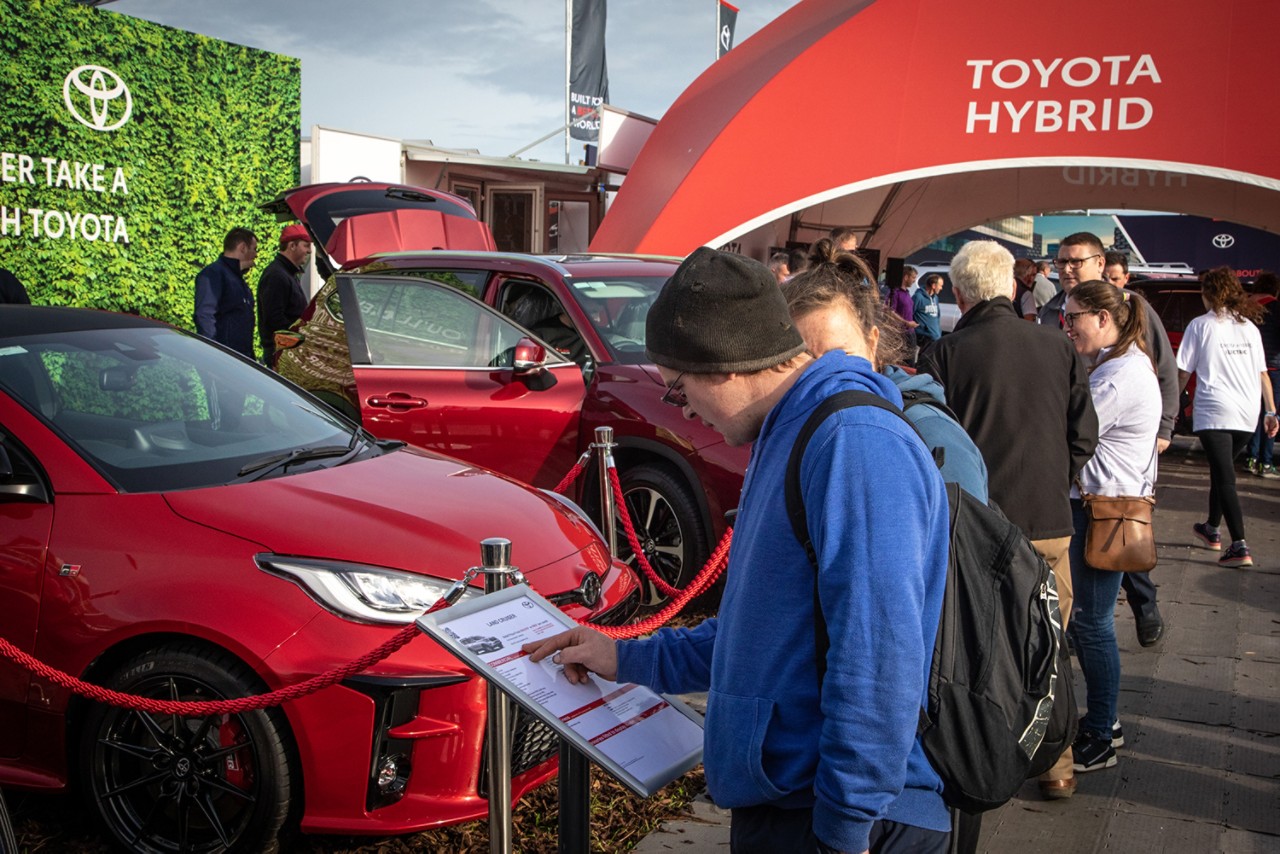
[717,1,739,59]
[570,0,609,141]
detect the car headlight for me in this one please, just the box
[257,555,480,625]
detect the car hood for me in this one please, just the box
[163,447,608,580]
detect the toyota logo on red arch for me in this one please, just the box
[63,64,133,131]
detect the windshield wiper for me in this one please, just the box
[236,443,356,482]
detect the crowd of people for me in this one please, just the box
[525,232,1278,854]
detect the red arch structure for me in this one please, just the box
[590,0,1280,259]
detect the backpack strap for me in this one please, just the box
[784,390,923,683]
[899,389,960,470]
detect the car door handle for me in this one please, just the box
[367,394,428,409]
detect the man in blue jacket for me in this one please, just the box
[194,227,259,358]
[526,248,951,854]
[912,272,944,352]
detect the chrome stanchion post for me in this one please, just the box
[594,426,618,558]
[558,430,617,854]
[477,537,522,854]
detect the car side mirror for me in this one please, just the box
[512,338,558,391]
[512,338,548,375]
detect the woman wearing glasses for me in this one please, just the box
[1178,267,1279,568]
[1061,280,1161,774]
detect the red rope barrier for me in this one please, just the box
[587,526,732,639]
[0,453,731,715]
[0,623,422,716]
[553,452,591,495]
[608,467,685,597]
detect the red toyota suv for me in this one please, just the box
[266,183,747,603]
[277,253,747,604]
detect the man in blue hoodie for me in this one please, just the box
[526,248,951,854]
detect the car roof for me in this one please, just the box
[367,250,680,277]
[0,306,169,338]
[1127,277,1201,290]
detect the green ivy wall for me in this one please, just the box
[0,0,300,336]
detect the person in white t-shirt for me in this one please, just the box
[1063,280,1162,775]
[1177,267,1279,568]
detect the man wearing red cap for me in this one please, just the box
[256,223,312,368]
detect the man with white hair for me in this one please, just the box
[920,240,1097,806]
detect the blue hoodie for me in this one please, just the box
[616,352,950,852]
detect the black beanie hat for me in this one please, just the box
[646,247,807,374]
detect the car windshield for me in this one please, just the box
[0,326,364,492]
[565,276,670,364]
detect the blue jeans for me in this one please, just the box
[1070,499,1124,739]
[1247,370,1279,465]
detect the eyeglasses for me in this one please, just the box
[660,371,688,407]
[1053,254,1102,270]
[1063,309,1099,328]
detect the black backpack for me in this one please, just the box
[785,390,1075,813]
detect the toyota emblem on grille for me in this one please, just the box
[578,572,602,608]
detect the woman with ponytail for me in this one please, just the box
[1062,280,1162,774]
[782,238,990,501]
[1178,267,1279,567]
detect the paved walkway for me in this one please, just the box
[634,435,1280,853]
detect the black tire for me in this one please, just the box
[80,645,295,854]
[617,463,710,607]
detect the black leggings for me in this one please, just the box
[1196,430,1252,542]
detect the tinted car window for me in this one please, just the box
[348,276,526,368]
[564,276,670,363]
[1134,289,1203,335]
[0,328,354,492]
[383,268,488,299]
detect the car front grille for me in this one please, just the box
[587,588,641,627]
[477,703,561,798]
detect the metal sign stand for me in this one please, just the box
[472,538,525,854]
[473,427,617,852]
[553,426,618,853]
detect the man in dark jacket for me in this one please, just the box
[194,227,258,358]
[920,238,1098,804]
[257,224,312,367]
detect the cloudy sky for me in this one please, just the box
[109,0,797,162]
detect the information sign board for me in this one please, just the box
[418,585,704,797]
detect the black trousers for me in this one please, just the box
[1196,429,1253,542]
[1121,571,1157,618]
[730,804,950,854]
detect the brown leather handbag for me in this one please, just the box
[1080,492,1157,572]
